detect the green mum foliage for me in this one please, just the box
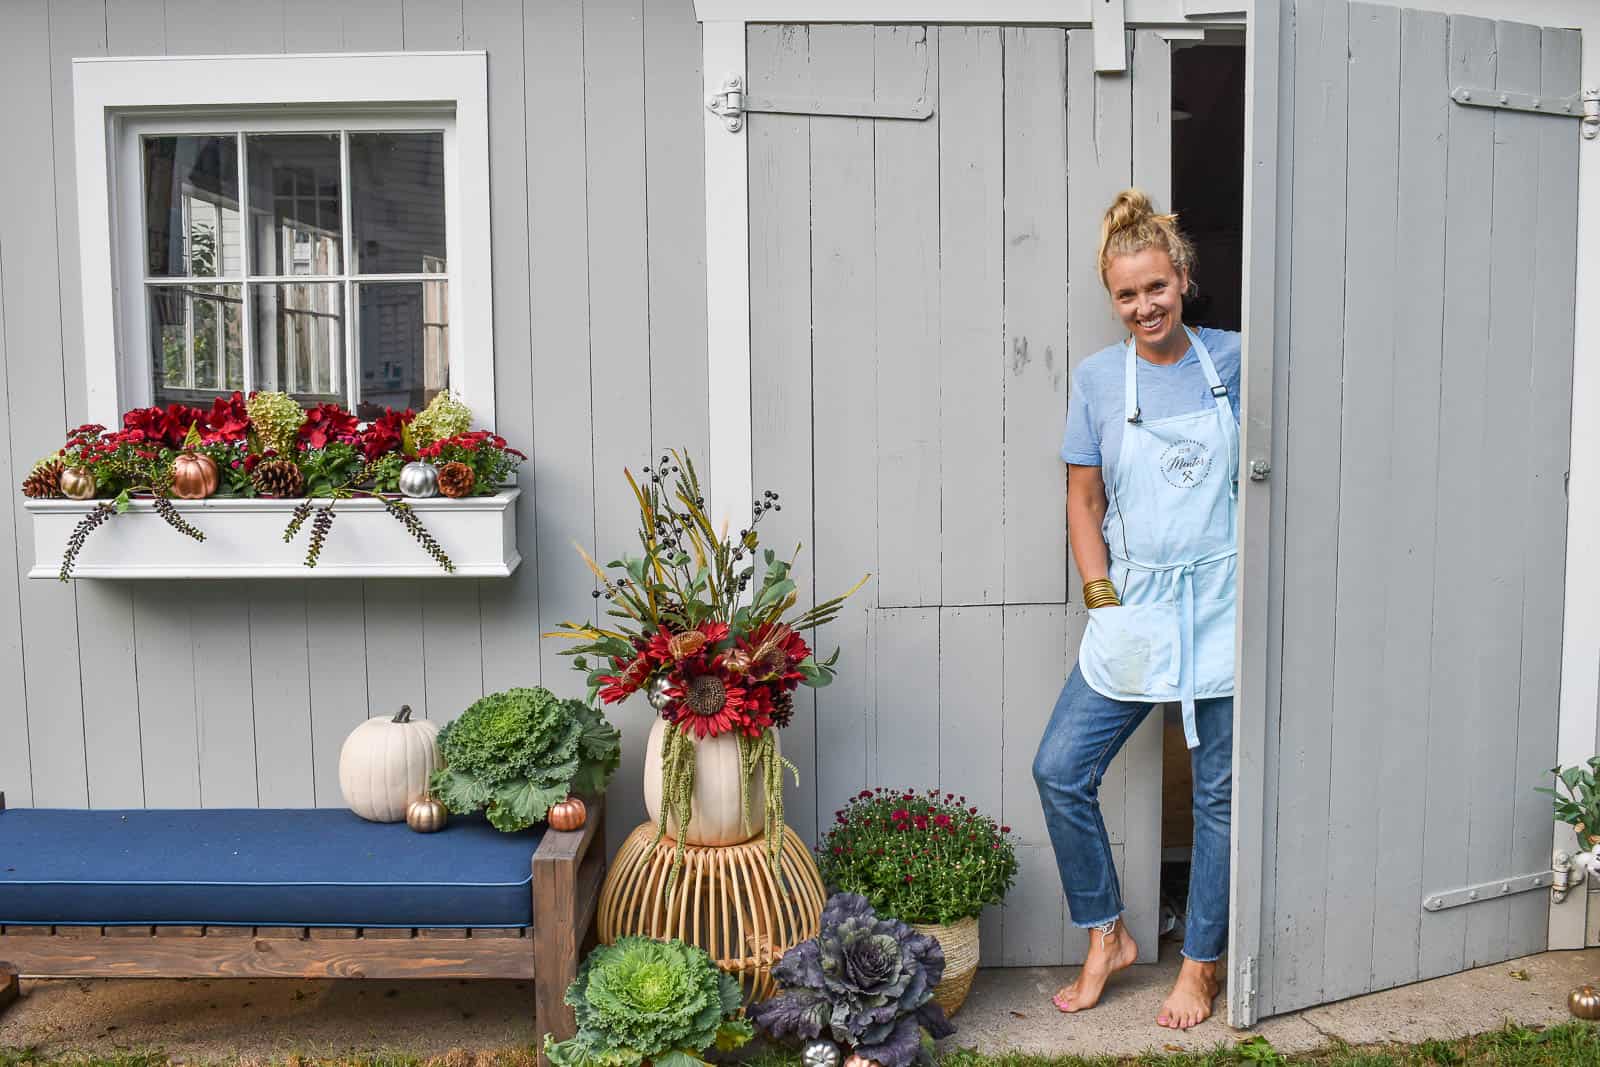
[245,391,306,456]
[429,687,621,832]
[545,937,752,1067]
[410,391,473,450]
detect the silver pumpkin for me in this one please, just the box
[802,1040,841,1067]
[646,674,673,711]
[399,461,439,498]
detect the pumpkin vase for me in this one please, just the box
[910,915,980,1017]
[641,718,771,846]
[338,705,440,823]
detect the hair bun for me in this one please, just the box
[1103,189,1155,237]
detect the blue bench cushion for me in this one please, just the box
[0,808,543,928]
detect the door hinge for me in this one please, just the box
[1452,85,1600,140]
[1423,870,1555,913]
[1238,954,1259,1023]
[706,75,933,133]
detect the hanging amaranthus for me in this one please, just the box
[739,730,798,890]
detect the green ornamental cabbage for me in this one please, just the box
[429,687,621,832]
[545,936,753,1067]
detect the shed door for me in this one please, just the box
[1245,0,1580,1018]
[746,23,1173,967]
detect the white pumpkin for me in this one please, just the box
[339,705,441,823]
[642,717,773,846]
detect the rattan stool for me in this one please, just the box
[597,822,827,1004]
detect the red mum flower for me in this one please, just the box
[913,815,929,831]
[891,809,910,822]
[934,814,952,828]
[1001,825,1012,833]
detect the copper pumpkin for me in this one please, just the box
[548,795,587,832]
[406,795,449,833]
[59,467,96,501]
[170,452,220,499]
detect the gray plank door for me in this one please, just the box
[746,23,1170,967]
[1246,0,1579,1016]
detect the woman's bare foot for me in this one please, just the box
[1051,919,1139,1012]
[1157,958,1219,1029]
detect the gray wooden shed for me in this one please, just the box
[0,0,1596,1029]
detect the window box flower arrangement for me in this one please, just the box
[21,390,524,580]
[547,451,868,891]
[750,892,955,1067]
[544,935,752,1067]
[815,789,1019,1016]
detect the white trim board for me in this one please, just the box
[693,0,1244,24]
[72,51,495,429]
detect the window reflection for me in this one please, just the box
[350,132,446,275]
[144,135,241,279]
[149,284,244,406]
[253,283,345,404]
[355,281,448,419]
[247,134,341,276]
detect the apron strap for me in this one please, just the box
[1185,327,1239,500]
[1123,338,1141,424]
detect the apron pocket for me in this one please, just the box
[1192,596,1237,697]
[1079,602,1181,702]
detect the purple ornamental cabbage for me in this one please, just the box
[750,893,954,1067]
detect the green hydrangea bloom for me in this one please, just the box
[545,937,752,1067]
[429,687,620,832]
[246,391,307,455]
[410,391,473,449]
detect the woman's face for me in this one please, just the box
[1104,247,1187,351]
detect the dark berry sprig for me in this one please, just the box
[59,502,116,582]
[152,496,205,542]
[305,503,336,568]
[383,497,455,573]
[282,499,314,543]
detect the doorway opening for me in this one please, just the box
[1159,34,1246,952]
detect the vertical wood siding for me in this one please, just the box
[746,24,1166,967]
[1260,0,1577,1015]
[0,0,709,856]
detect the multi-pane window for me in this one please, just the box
[141,126,449,418]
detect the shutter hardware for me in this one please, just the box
[1451,86,1600,140]
[1423,870,1555,913]
[707,75,933,133]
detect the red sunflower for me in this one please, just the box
[666,663,751,739]
[597,650,652,704]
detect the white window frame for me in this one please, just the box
[73,51,494,428]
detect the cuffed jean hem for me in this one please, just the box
[1070,913,1122,930]
[1180,950,1222,963]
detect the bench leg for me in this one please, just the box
[0,966,18,1016]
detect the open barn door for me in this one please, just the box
[1232,0,1581,1022]
[742,23,1175,967]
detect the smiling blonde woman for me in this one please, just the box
[1032,189,1241,1031]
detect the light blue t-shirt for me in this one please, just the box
[1060,327,1241,480]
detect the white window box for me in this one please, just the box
[27,490,520,580]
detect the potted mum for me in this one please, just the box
[544,936,752,1067]
[750,892,954,1067]
[815,788,1018,1015]
[548,451,867,890]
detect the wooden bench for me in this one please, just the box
[0,792,606,1054]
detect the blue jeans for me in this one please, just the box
[1031,665,1232,962]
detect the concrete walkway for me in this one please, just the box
[1,945,1597,1061]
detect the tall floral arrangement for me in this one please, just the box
[548,450,867,890]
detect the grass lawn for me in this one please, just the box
[5,1022,1600,1067]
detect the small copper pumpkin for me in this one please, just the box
[170,452,220,499]
[59,466,96,500]
[844,1055,882,1067]
[1571,985,1600,1020]
[549,795,587,832]
[406,794,449,833]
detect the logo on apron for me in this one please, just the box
[1160,439,1213,489]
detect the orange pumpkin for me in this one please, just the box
[170,452,220,499]
[549,795,587,832]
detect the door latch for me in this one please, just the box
[1248,459,1271,482]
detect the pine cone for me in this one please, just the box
[770,688,795,730]
[437,460,475,498]
[251,458,306,498]
[22,459,64,499]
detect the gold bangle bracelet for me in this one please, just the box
[1083,578,1119,608]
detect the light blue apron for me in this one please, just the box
[1077,327,1239,749]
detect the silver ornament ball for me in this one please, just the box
[646,674,673,711]
[399,461,440,498]
[802,1040,841,1067]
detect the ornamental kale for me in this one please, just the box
[429,687,621,832]
[750,893,954,1067]
[544,936,752,1067]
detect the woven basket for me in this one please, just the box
[911,915,980,1017]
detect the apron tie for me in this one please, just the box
[1178,561,1200,749]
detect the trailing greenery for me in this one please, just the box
[543,936,752,1067]
[429,687,621,832]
